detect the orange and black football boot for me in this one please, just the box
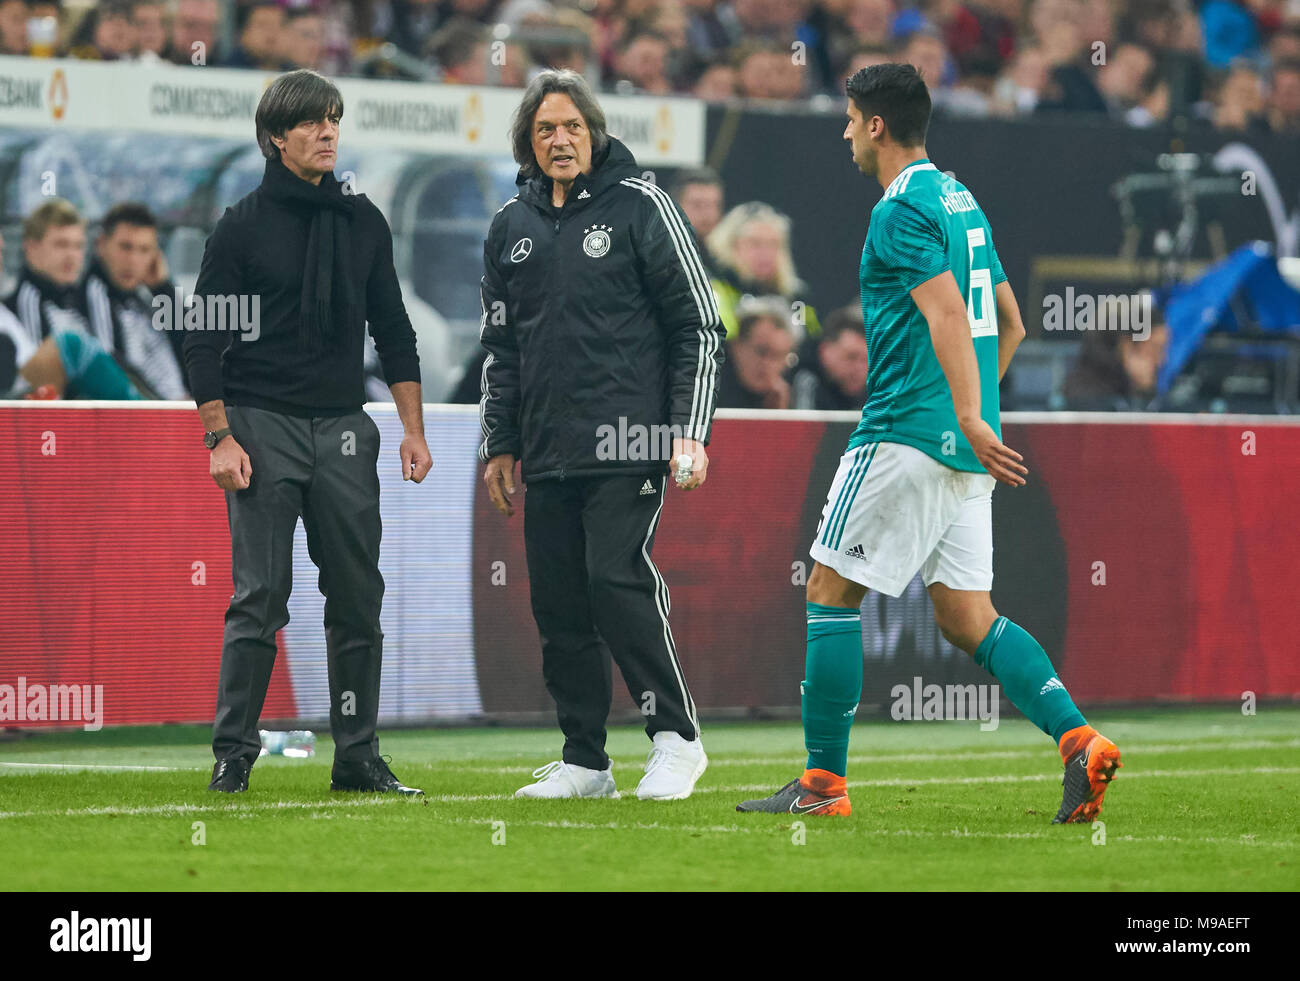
[1052,725,1122,824]
[736,768,851,816]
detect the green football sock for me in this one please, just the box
[974,617,1086,742]
[802,602,863,777]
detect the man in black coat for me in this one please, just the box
[185,70,432,795]
[480,69,725,801]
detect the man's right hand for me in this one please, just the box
[960,418,1027,487]
[484,453,517,517]
[210,436,252,492]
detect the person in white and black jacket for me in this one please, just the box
[479,69,726,802]
[82,202,188,400]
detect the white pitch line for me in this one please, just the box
[691,765,1300,793]
[0,796,413,820]
[0,762,205,773]
[437,738,1300,774]
[432,817,1298,849]
[3,737,1294,778]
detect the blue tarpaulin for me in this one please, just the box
[1157,242,1300,394]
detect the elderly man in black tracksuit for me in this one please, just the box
[480,69,725,801]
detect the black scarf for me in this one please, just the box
[20,263,81,308]
[260,155,357,353]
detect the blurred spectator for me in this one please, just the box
[1063,322,1169,410]
[846,0,896,48]
[671,166,725,273]
[66,0,135,61]
[707,201,820,339]
[691,60,737,99]
[4,198,89,349]
[612,30,672,93]
[521,4,594,75]
[82,202,187,400]
[0,0,27,54]
[649,1,697,88]
[898,29,954,107]
[735,40,806,100]
[791,302,869,410]
[0,214,144,400]
[1213,61,1267,131]
[1200,0,1263,69]
[388,0,444,57]
[1265,58,1300,134]
[1097,42,1157,118]
[224,1,285,71]
[944,0,1018,79]
[684,0,731,62]
[429,17,491,83]
[992,44,1048,114]
[165,0,220,66]
[1033,0,1108,115]
[715,296,796,409]
[281,6,326,71]
[132,0,168,59]
[1267,27,1300,67]
[839,43,893,92]
[0,228,28,392]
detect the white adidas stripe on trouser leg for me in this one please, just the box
[641,479,700,737]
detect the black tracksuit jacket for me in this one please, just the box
[477,137,726,482]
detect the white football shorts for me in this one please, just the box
[809,440,997,597]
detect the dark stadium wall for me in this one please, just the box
[700,109,1300,320]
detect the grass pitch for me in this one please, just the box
[2,707,1297,891]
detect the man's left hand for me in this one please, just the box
[144,248,169,290]
[670,437,709,491]
[401,433,433,482]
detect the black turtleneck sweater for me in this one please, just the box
[183,156,420,416]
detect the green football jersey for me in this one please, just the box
[847,159,1006,473]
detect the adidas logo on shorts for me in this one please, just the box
[1040,677,1065,695]
[639,480,656,496]
[844,544,867,560]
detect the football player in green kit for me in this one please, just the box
[737,63,1121,823]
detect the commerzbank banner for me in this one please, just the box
[0,56,705,167]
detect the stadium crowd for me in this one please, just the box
[3,2,1294,409]
[0,1,1296,133]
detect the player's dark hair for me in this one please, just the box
[255,69,344,162]
[100,202,157,238]
[845,62,931,147]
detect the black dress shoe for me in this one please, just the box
[208,757,251,793]
[330,755,423,796]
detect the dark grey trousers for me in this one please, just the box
[212,404,385,765]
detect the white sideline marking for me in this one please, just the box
[438,817,1297,849]
[695,765,1300,793]
[3,737,1293,778]
[0,762,204,772]
[0,796,409,820]
[450,738,1300,774]
[5,765,1292,819]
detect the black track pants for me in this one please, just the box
[523,472,699,770]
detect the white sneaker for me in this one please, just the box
[635,731,707,800]
[514,760,620,799]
